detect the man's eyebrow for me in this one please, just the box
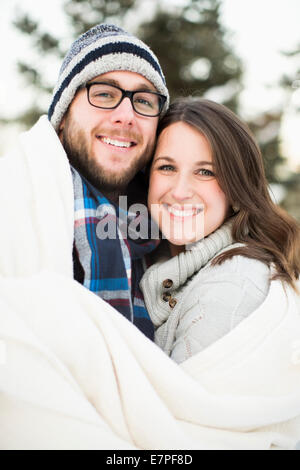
[135,84,157,92]
[91,78,156,92]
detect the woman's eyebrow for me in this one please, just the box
[195,161,215,166]
[154,156,215,166]
[153,156,175,163]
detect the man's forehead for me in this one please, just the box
[91,70,157,92]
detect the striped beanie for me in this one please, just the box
[48,23,169,131]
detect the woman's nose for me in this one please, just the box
[171,175,194,201]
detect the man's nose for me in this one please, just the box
[109,96,135,125]
[171,174,194,201]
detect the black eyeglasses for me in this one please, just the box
[85,82,167,117]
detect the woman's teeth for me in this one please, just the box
[101,137,133,148]
[163,204,203,217]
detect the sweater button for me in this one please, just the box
[163,279,173,289]
[162,292,171,302]
[169,298,177,309]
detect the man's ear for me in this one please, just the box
[58,116,65,142]
[59,116,65,132]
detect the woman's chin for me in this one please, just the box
[162,233,202,247]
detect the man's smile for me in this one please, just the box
[96,135,137,149]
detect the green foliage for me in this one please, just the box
[138,0,242,110]
[16,63,52,94]
[247,112,286,184]
[63,0,137,35]
[10,0,242,122]
[13,14,39,35]
[36,33,60,53]
[9,0,141,128]
[13,107,46,129]
[278,44,300,220]
[281,172,300,222]
[280,43,300,111]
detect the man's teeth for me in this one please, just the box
[101,137,132,148]
[164,205,203,217]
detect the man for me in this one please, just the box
[0,23,169,339]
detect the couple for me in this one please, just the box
[50,22,300,360]
[1,23,300,450]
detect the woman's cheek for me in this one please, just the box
[148,172,162,205]
[148,174,166,228]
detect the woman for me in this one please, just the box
[140,97,300,364]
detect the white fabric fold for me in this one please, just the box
[0,116,299,450]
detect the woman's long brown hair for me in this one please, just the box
[157,97,300,290]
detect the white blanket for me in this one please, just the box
[0,116,300,450]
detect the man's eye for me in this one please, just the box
[90,85,118,100]
[134,97,153,108]
[93,91,114,98]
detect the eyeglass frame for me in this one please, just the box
[85,81,167,117]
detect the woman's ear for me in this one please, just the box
[232,204,240,213]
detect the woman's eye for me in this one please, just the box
[198,168,215,178]
[158,165,175,172]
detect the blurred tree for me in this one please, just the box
[247,111,286,184]
[281,42,300,103]
[281,172,300,222]
[63,0,137,36]
[9,0,242,127]
[278,44,300,221]
[8,0,137,127]
[137,0,286,184]
[6,0,288,190]
[138,0,242,111]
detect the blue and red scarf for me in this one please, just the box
[72,167,159,340]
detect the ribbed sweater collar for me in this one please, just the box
[175,220,234,286]
[140,220,235,328]
[145,220,234,290]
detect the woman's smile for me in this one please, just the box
[162,203,204,219]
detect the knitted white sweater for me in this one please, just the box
[140,222,270,363]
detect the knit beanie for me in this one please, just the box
[48,23,169,131]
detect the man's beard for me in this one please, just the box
[60,115,155,200]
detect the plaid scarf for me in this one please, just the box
[72,167,159,340]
